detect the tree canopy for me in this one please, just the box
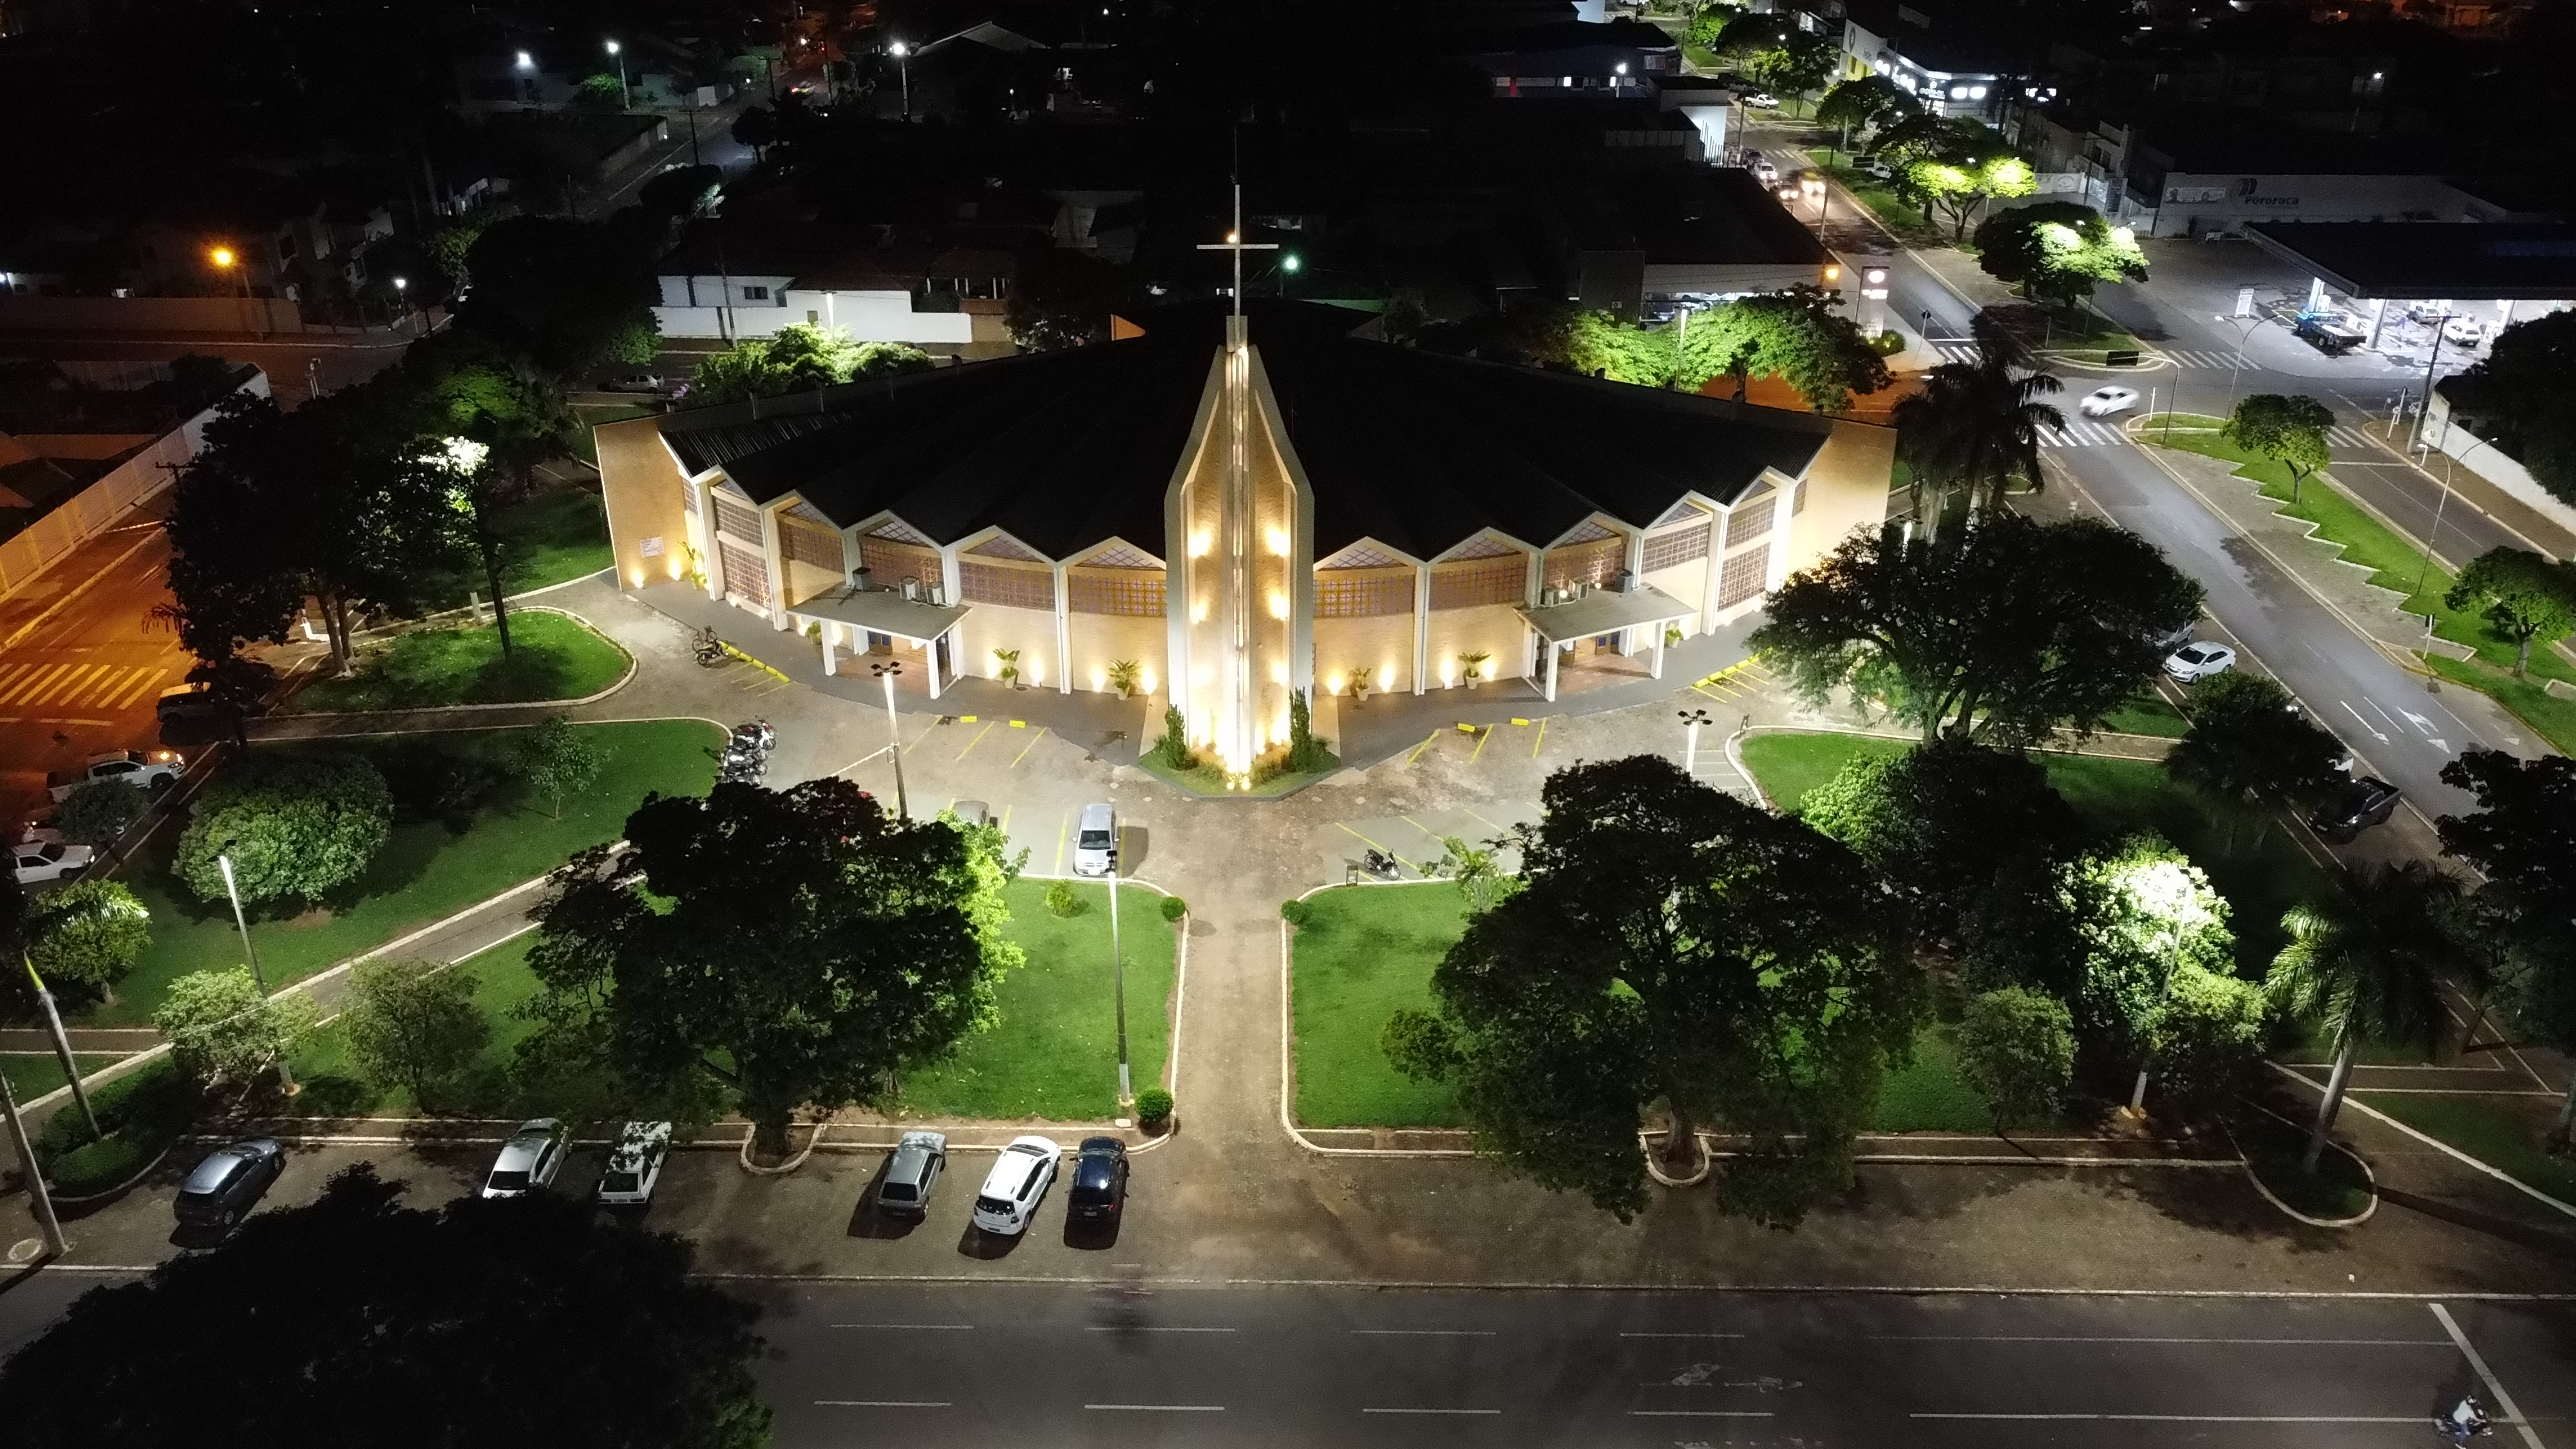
[2445,545,2576,676]
[344,958,491,1106]
[2269,862,2463,1169]
[1680,286,1891,413]
[155,966,316,1092]
[2453,310,2576,504]
[174,752,393,907]
[0,1164,771,1449]
[1890,317,2064,523]
[1815,75,1920,147]
[1972,202,2147,312]
[1876,117,2036,240]
[1753,512,2204,744]
[455,215,660,380]
[24,879,151,999]
[2164,670,2349,843]
[1383,755,1920,1225]
[2438,749,2576,924]
[527,777,1026,1155]
[1797,737,2081,944]
[687,323,934,404]
[1004,247,1132,351]
[2223,393,2334,502]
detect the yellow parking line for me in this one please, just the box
[1334,820,1394,853]
[1468,726,1492,765]
[1009,726,1048,768]
[1399,814,1444,841]
[999,803,1013,835]
[1465,808,1508,835]
[1405,729,1442,764]
[1531,716,1548,757]
[954,721,996,760]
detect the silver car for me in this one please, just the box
[595,1121,672,1207]
[481,1118,569,1198]
[876,1130,947,1219]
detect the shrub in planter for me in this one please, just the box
[1158,894,1188,923]
[1280,898,1312,927]
[1045,879,1084,918]
[35,1061,200,1195]
[1136,1086,1173,1129]
[46,1134,160,1197]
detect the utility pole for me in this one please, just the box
[218,844,292,1095]
[871,660,909,819]
[1679,708,1711,775]
[0,1058,66,1260]
[1109,829,1132,1111]
[24,957,97,1141]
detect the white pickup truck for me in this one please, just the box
[47,749,184,802]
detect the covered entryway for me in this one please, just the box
[1516,585,1698,703]
[783,584,971,700]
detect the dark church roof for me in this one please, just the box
[656,302,1842,562]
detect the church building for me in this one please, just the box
[595,302,1891,781]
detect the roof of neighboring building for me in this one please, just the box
[2132,126,2457,176]
[2242,222,2576,300]
[656,301,1843,562]
[1567,169,1832,268]
[1479,18,1682,52]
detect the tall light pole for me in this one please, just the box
[888,41,911,120]
[0,1061,65,1260]
[870,659,909,819]
[2408,311,2454,455]
[1107,817,1131,1110]
[209,245,263,340]
[605,39,629,109]
[217,846,293,1094]
[2213,312,2262,415]
[391,274,408,332]
[24,956,98,1141]
[1680,707,1712,775]
[1800,173,1830,240]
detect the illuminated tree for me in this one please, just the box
[1973,202,2148,312]
[2223,393,2334,504]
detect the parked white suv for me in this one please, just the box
[970,1135,1061,1235]
[1072,803,1117,878]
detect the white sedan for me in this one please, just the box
[2079,386,2141,418]
[970,1135,1061,1236]
[14,832,93,886]
[2163,641,2238,681]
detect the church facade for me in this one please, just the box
[596,303,1891,777]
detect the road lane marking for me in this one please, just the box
[1,527,162,649]
[1874,1335,2449,1345]
[1085,1403,1226,1412]
[1007,726,1048,768]
[1052,811,1066,874]
[105,667,167,709]
[1622,1332,1748,1340]
[1363,1408,1501,1416]
[2430,1303,2546,1448]
[817,1400,952,1408]
[1,664,70,705]
[1405,729,1441,764]
[1912,1414,2428,1423]
[1531,715,1548,756]
[830,1323,973,1330]
[1631,1410,1777,1417]
[1083,1325,1237,1332]
[953,721,996,759]
[2339,701,2389,743]
[1352,1329,1495,1336]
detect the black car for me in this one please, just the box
[174,1139,285,1229]
[1065,1137,1128,1224]
[2309,775,2401,842]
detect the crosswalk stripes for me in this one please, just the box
[2157,348,2240,368]
[1933,343,1982,364]
[2036,417,2130,448]
[0,661,167,712]
[2325,424,2372,449]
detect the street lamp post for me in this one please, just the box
[870,659,909,820]
[605,39,629,110]
[391,274,407,332]
[888,41,911,120]
[0,1063,65,1260]
[209,245,263,340]
[1679,708,1712,775]
[2212,312,2263,415]
[1108,818,1131,1111]
[24,956,99,1141]
[218,845,293,1095]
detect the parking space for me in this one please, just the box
[1309,802,1537,889]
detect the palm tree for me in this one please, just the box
[2267,862,2466,1173]
[1889,317,2064,536]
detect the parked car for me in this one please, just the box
[876,1130,947,1219]
[1073,802,1117,877]
[2309,775,2401,842]
[2440,316,2486,349]
[970,1135,1061,1235]
[2163,641,2237,681]
[13,833,93,886]
[949,800,991,829]
[155,681,224,724]
[1856,156,1895,180]
[600,372,668,394]
[595,1121,673,1207]
[481,1119,571,1198]
[47,749,182,802]
[174,1139,285,1230]
[2079,385,2141,418]
[1743,91,1781,108]
[1065,1137,1129,1226]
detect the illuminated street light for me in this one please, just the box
[605,39,629,109]
[869,660,909,819]
[888,40,911,120]
[515,49,535,70]
[1679,708,1712,775]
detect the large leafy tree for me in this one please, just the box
[1680,285,1891,413]
[456,215,660,379]
[155,967,317,1092]
[1953,986,2075,1129]
[1004,247,1130,351]
[1382,755,1920,1226]
[2224,393,2334,503]
[25,879,151,1002]
[407,329,582,658]
[2489,931,2576,1146]
[1890,317,2063,526]
[2446,546,2576,677]
[344,958,491,1107]
[1877,117,2036,241]
[0,1164,771,1448]
[1973,202,2148,312]
[2438,750,2576,923]
[2268,862,2464,1171]
[2452,309,2576,504]
[2058,835,2235,1061]
[2164,671,2349,848]
[687,323,934,404]
[1797,737,2081,945]
[527,777,1025,1156]
[1815,75,1920,153]
[1754,511,2204,744]
[1747,32,1841,115]
[174,753,393,907]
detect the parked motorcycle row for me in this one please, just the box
[718,718,774,788]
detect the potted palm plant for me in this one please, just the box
[993,647,1021,688]
[1107,659,1141,699]
[1459,650,1491,689]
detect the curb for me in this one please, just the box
[45,1139,177,1207]
[2268,1061,2576,1220]
[2233,1126,2378,1230]
[279,605,638,719]
[1641,1130,1713,1187]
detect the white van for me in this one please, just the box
[1073,802,1117,877]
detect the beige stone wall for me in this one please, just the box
[1786,418,1895,574]
[1643,558,1710,634]
[782,556,842,607]
[1068,610,1170,696]
[956,601,1062,689]
[1316,613,1416,697]
[1425,605,1533,688]
[596,417,693,590]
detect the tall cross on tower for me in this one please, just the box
[1195,181,1278,316]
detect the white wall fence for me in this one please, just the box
[0,370,270,601]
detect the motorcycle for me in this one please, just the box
[693,627,728,667]
[1359,848,1402,880]
[2438,1395,2495,1445]
[731,719,776,754]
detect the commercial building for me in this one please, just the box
[596,302,1891,774]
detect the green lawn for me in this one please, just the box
[2101,691,2190,738]
[896,879,1178,1121]
[2365,1093,2576,1205]
[279,936,575,1120]
[2,1053,127,1104]
[1743,732,2329,972]
[1137,749,1338,797]
[417,488,615,609]
[1285,881,2011,1133]
[2237,1107,2374,1220]
[294,611,629,712]
[77,720,723,1027]
[1289,884,1470,1129]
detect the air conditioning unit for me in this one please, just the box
[901,578,920,601]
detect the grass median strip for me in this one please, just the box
[2,1052,128,1104]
